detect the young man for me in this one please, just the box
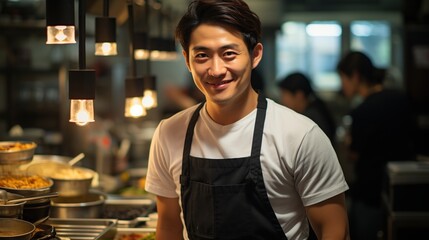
[145,0,350,239]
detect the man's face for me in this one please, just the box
[183,23,262,106]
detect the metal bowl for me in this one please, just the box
[0,176,53,204]
[0,218,35,240]
[0,141,37,165]
[50,190,106,218]
[50,167,95,197]
[0,192,26,219]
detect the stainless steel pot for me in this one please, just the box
[0,218,35,240]
[0,141,37,165]
[50,191,106,218]
[50,167,94,197]
[0,192,26,219]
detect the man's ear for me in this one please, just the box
[183,50,191,72]
[252,43,263,69]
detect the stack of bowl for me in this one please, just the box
[25,155,105,219]
[49,166,106,219]
[0,141,54,224]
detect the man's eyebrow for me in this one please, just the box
[191,44,240,52]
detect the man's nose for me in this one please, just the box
[208,57,226,78]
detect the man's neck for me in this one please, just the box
[206,90,258,125]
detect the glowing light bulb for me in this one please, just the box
[47,26,76,44]
[142,90,157,109]
[134,49,150,60]
[54,26,67,41]
[70,99,94,126]
[125,97,146,118]
[95,42,117,56]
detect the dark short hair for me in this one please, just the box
[278,72,314,97]
[175,0,261,56]
[336,51,384,85]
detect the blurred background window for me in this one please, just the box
[276,20,392,92]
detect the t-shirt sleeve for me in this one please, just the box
[144,121,179,198]
[294,125,349,206]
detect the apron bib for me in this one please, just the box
[180,95,288,240]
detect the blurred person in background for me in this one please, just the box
[278,72,337,144]
[337,51,417,240]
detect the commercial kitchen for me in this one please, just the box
[0,0,428,239]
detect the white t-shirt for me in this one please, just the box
[145,98,349,240]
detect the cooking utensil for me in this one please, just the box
[50,191,106,218]
[0,190,6,203]
[22,200,51,224]
[50,167,94,197]
[0,141,37,165]
[67,153,85,166]
[6,192,58,204]
[0,218,35,240]
[0,192,26,219]
[25,159,94,197]
[0,177,53,204]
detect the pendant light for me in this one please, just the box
[141,1,158,109]
[46,0,76,44]
[133,32,150,60]
[125,0,146,118]
[142,75,157,109]
[95,0,118,56]
[69,0,96,126]
[149,3,177,61]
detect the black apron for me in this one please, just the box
[180,94,288,240]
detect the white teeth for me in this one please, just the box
[208,80,232,86]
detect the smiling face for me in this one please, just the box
[183,23,263,112]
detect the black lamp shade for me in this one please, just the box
[125,77,144,98]
[133,32,149,50]
[46,0,75,26]
[69,70,96,99]
[144,76,157,91]
[95,17,116,43]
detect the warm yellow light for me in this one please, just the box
[142,90,158,109]
[125,97,147,118]
[95,42,118,56]
[70,99,95,126]
[47,26,76,44]
[134,49,150,60]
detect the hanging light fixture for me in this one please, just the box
[125,0,146,118]
[125,76,146,117]
[69,70,95,126]
[95,0,118,56]
[69,0,96,126]
[149,3,177,61]
[142,75,157,109]
[133,32,150,60]
[46,0,76,44]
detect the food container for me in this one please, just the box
[25,160,95,197]
[0,141,37,165]
[50,190,106,218]
[0,176,53,204]
[0,192,26,219]
[50,167,95,197]
[0,218,35,240]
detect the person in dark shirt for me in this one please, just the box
[337,51,417,240]
[278,72,337,144]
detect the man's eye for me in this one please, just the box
[224,51,238,58]
[195,53,208,58]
